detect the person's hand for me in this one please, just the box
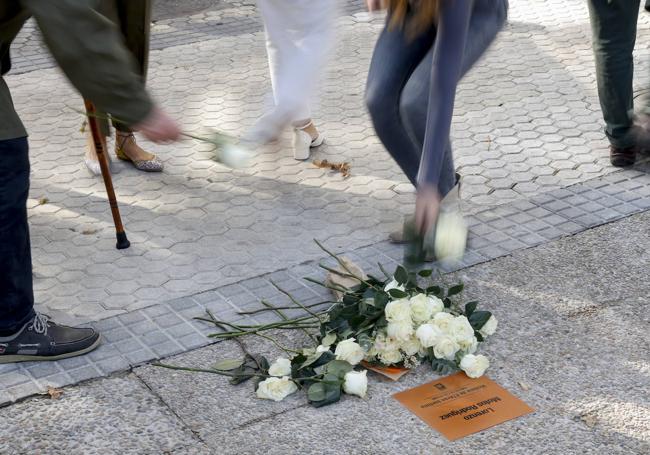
[134,106,181,143]
[415,185,441,235]
[366,0,384,12]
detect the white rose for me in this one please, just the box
[316,345,331,354]
[387,320,414,341]
[432,312,454,332]
[372,332,388,351]
[256,376,298,401]
[384,279,405,293]
[268,357,292,377]
[379,348,403,365]
[433,336,460,361]
[218,143,254,169]
[385,299,411,322]
[460,354,490,378]
[342,370,368,398]
[449,316,475,343]
[415,323,443,348]
[334,338,365,365]
[434,211,468,263]
[400,336,422,356]
[409,294,444,323]
[480,315,498,337]
[458,336,478,354]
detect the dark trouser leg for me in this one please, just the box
[365,18,436,186]
[0,137,35,335]
[113,0,151,133]
[587,0,640,148]
[400,0,509,197]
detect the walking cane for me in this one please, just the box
[84,100,131,250]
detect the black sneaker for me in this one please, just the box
[0,313,101,364]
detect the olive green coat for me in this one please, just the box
[0,0,153,141]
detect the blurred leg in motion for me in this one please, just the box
[250,0,337,159]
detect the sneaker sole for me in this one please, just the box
[0,335,102,364]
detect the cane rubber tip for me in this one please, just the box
[116,232,131,250]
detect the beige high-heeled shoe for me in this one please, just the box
[115,132,163,172]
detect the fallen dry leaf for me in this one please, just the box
[38,197,49,206]
[47,386,63,400]
[82,228,98,235]
[313,159,351,178]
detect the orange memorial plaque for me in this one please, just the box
[393,372,534,441]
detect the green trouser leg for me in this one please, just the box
[587,0,640,148]
[95,0,151,135]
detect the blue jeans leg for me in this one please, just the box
[365,19,436,186]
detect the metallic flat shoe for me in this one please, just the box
[115,133,164,172]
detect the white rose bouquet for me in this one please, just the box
[155,241,497,408]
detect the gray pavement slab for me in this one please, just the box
[0,374,209,455]
[130,211,650,455]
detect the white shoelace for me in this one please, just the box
[29,313,51,335]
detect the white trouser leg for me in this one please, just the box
[257,0,338,128]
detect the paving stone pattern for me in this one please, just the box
[5,0,650,325]
[8,0,367,75]
[1,167,648,406]
[2,207,649,454]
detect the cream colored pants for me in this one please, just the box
[257,0,338,125]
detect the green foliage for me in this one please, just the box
[464,301,478,316]
[430,358,459,376]
[229,354,269,385]
[388,288,408,299]
[447,283,465,297]
[469,310,492,330]
[394,265,409,284]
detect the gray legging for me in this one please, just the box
[366,0,508,197]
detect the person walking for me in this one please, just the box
[0,0,179,363]
[587,0,648,167]
[246,0,337,160]
[365,0,508,259]
[84,0,164,174]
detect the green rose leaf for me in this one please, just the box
[374,292,389,308]
[394,265,409,285]
[426,285,443,297]
[464,301,478,316]
[307,383,327,402]
[325,360,353,378]
[309,383,342,408]
[468,310,492,330]
[447,283,464,297]
[388,288,408,299]
[431,358,459,376]
[418,269,433,277]
[212,358,245,371]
